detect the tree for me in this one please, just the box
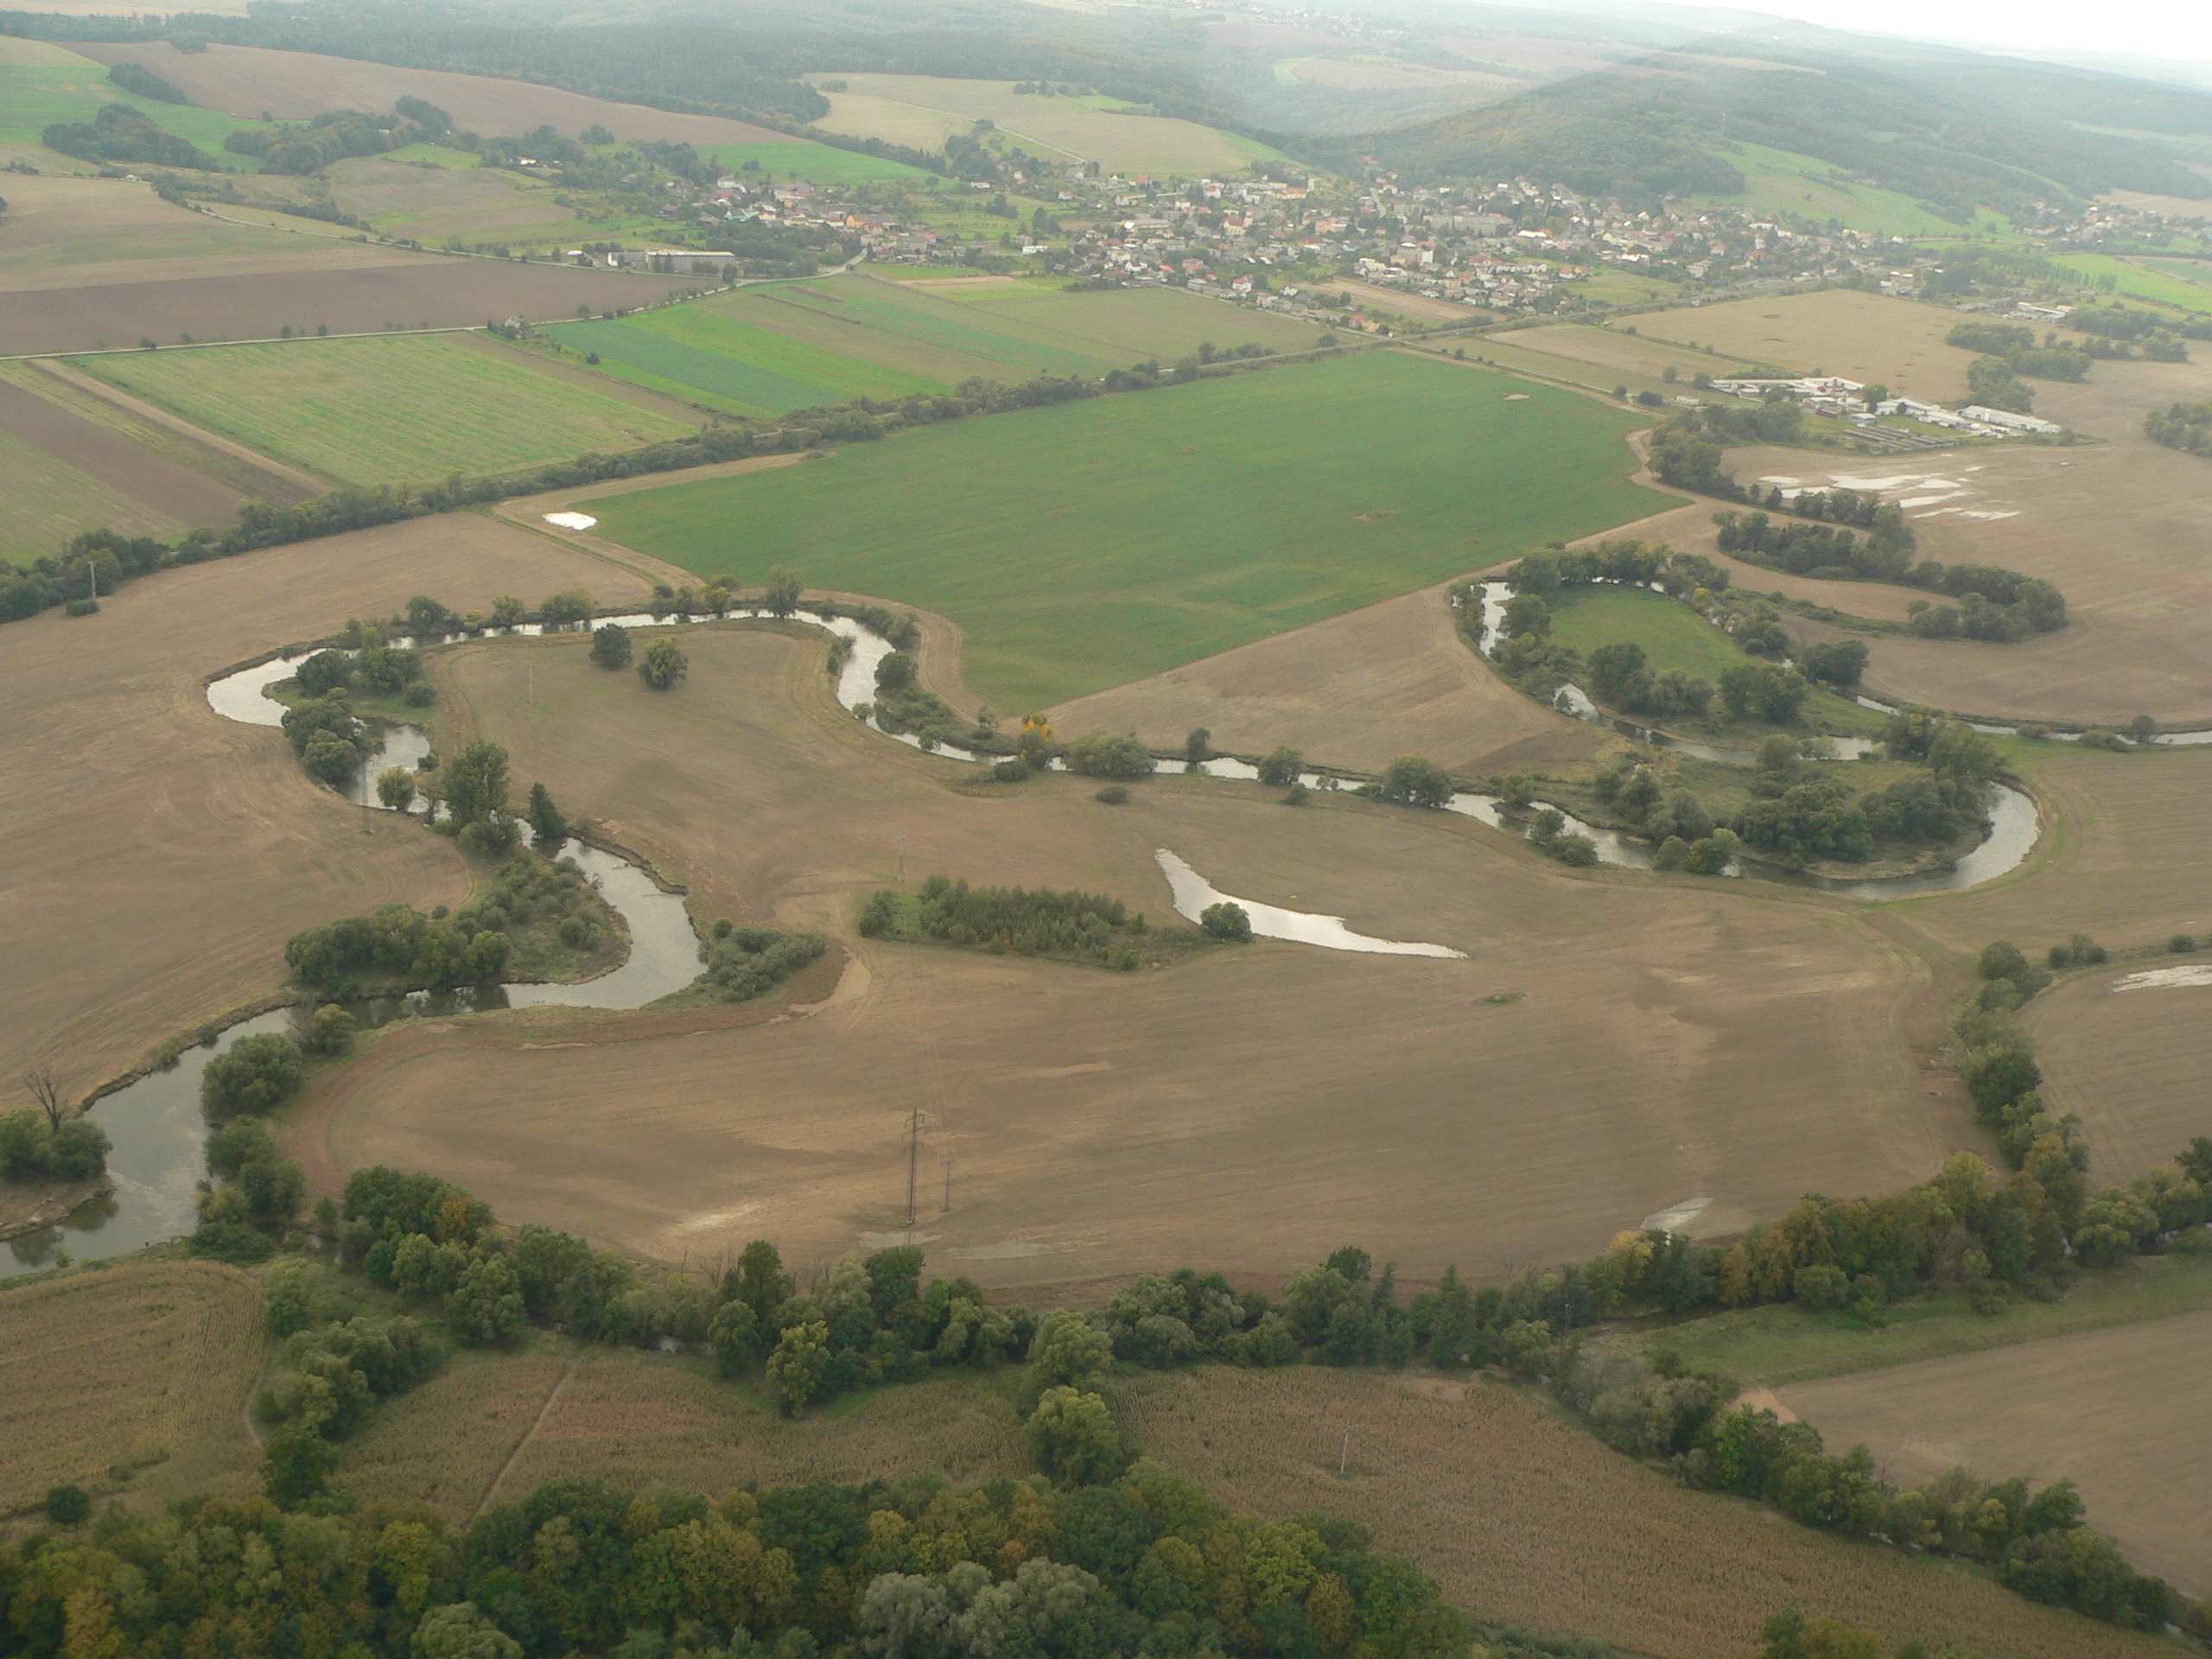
[527,783,567,847]
[764,565,803,618]
[1184,727,1211,764]
[43,1484,89,1526]
[1066,733,1154,779]
[304,1004,356,1056]
[589,622,632,669]
[411,1603,524,1659]
[1027,1386,1122,1484]
[710,1298,761,1376]
[23,1067,62,1133]
[1200,901,1253,942]
[1256,747,1303,786]
[638,638,689,690]
[1027,1309,1113,1392]
[1378,755,1452,808]
[377,767,417,810]
[489,594,525,628]
[201,1033,305,1117]
[450,1252,525,1344]
[539,589,593,626]
[728,1238,792,1325]
[262,1427,334,1508]
[1501,593,1551,638]
[767,1319,830,1414]
[443,742,509,829]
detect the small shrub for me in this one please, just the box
[44,1484,91,1527]
[64,597,99,619]
[1281,782,1308,806]
[2171,933,2198,954]
[403,681,435,707]
[1094,785,1129,805]
[991,759,1028,783]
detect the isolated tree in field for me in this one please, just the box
[764,565,803,618]
[527,783,567,847]
[1027,1385,1122,1484]
[1378,755,1452,808]
[638,638,688,690]
[23,1068,62,1133]
[589,622,631,670]
[443,742,509,829]
[43,1484,90,1527]
[376,768,416,811]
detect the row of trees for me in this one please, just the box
[1946,322,2092,385]
[1712,512,2068,633]
[2145,399,2212,457]
[861,874,1152,969]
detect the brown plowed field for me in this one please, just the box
[1123,1367,2173,1659]
[1052,576,1602,776]
[0,512,648,1103]
[0,257,710,356]
[294,623,1945,1295]
[1781,1312,2212,1593]
[78,42,794,145]
[2029,960,2212,1184]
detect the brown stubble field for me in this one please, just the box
[0,512,648,1105]
[2029,960,2212,1183]
[1779,1311,2212,1594]
[1616,290,1991,399]
[0,1261,263,1515]
[1050,576,1602,775]
[292,623,1948,1296]
[77,42,796,145]
[1122,1366,2174,1659]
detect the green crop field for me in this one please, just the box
[0,425,183,564]
[2045,252,2212,314]
[696,139,931,185]
[80,335,696,488]
[550,277,1324,417]
[0,39,271,170]
[585,352,1669,709]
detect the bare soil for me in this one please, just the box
[0,511,649,1103]
[295,623,1942,1295]
[0,373,256,530]
[1124,1366,2174,1659]
[1781,1311,2212,1593]
[2030,957,2212,1185]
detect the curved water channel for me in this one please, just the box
[11,599,2049,1275]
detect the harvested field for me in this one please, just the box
[1895,743,2212,965]
[13,358,327,500]
[584,353,1671,710]
[326,156,584,245]
[548,276,1323,418]
[2030,958,2212,1184]
[0,173,395,295]
[1719,414,2212,725]
[81,334,697,488]
[1504,321,1764,379]
[1780,1311,2212,1592]
[0,512,649,1104]
[0,1261,262,1515]
[1618,291,1989,402]
[0,250,713,356]
[1326,278,1482,321]
[807,74,1279,175]
[298,622,1942,1296]
[1122,1367,2170,1659]
[342,1344,1029,1523]
[1053,576,1601,776]
[78,42,792,145]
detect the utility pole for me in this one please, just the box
[904,1101,922,1229]
[1338,1427,1351,1477]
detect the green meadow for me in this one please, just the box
[586,352,1670,709]
[696,139,932,186]
[550,277,1323,417]
[81,335,695,489]
[0,40,271,170]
